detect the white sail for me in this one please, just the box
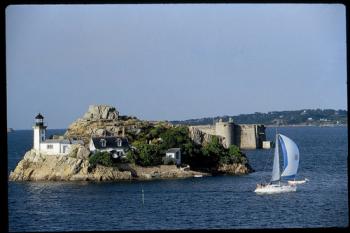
[271,134,280,182]
[279,134,299,178]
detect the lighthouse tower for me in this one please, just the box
[33,113,47,151]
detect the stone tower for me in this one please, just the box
[215,119,234,148]
[33,113,47,151]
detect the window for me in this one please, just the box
[176,152,179,159]
[100,139,106,147]
[47,144,53,149]
[117,138,122,147]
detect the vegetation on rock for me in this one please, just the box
[89,151,116,167]
[65,105,252,174]
[124,124,250,172]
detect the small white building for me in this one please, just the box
[33,113,83,155]
[89,136,130,159]
[262,141,272,149]
[165,148,181,165]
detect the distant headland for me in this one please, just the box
[171,109,347,127]
[9,105,267,182]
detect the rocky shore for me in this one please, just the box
[8,148,213,182]
[8,147,252,182]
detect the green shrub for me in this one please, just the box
[219,145,246,165]
[131,142,162,167]
[89,151,115,167]
[125,150,136,164]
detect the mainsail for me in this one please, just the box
[279,134,300,178]
[271,134,280,182]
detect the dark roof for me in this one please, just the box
[166,148,181,153]
[35,113,44,119]
[91,136,129,149]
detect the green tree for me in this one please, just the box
[89,151,115,167]
[200,136,227,168]
[132,141,162,166]
[219,145,245,164]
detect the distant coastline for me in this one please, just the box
[171,109,347,126]
[265,124,347,128]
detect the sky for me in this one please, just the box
[6,4,347,129]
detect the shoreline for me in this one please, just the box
[8,149,251,182]
[265,124,347,128]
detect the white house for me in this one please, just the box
[89,136,130,159]
[165,148,181,165]
[33,113,83,155]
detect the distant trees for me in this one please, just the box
[171,109,347,125]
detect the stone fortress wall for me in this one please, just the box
[189,118,266,149]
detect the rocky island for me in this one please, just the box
[9,105,253,182]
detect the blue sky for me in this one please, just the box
[6,4,347,129]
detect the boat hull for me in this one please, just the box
[254,184,297,194]
[288,180,305,185]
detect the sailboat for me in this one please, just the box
[254,133,300,194]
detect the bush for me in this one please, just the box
[219,145,246,165]
[89,151,115,167]
[132,142,162,167]
[201,136,226,165]
[125,150,136,164]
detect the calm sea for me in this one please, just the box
[8,127,348,231]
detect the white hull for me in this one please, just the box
[288,178,308,185]
[254,184,296,194]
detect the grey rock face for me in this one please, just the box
[94,128,107,136]
[188,126,224,145]
[83,105,119,120]
[76,146,91,160]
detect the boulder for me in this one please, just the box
[217,163,252,175]
[76,146,91,160]
[83,105,119,120]
[94,128,107,136]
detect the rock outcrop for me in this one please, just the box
[64,105,151,145]
[9,149,91,181]
[188,126,224,145]
[83,105,119,120]
[218,163,254,175]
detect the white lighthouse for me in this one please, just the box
[33,113,47,151]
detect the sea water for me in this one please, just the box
[8,127,348,231]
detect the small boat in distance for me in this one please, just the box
[194,174,203,178]
[255,133,300,194]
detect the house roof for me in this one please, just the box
[91,136,129,149]
[166,148,181,153]
[42,139,84,144]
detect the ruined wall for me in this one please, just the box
[235,124,266,149]
[215,121,234,148]
[189,122,266,149]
